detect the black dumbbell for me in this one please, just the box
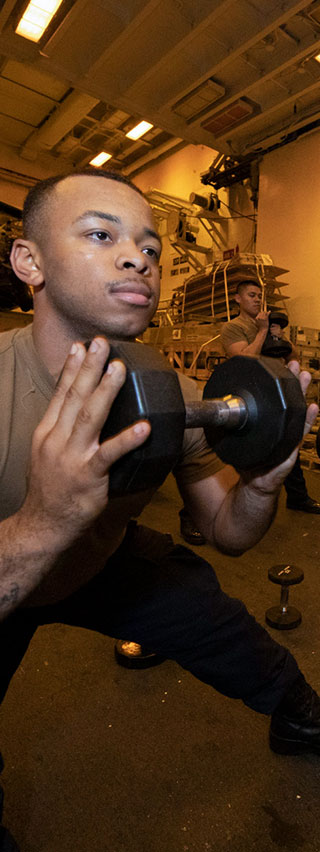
[268,311,289,329]
[265,564,304,630]
[261,311,292,360]
[99,342,306,496]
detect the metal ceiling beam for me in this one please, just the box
[20,91,99,159]
[215,74,320,148]
[240,102,320,155]
[84,0,234,100]
[187,34,320,130]
[115,0,313,113]
[0,0,19,33]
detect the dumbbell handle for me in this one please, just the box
[280,586,289,613]
[185,395,248,430]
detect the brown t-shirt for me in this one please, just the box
[0,325,223,605]
[220,314,258,354]
[220,313,292,362]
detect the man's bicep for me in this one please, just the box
[179,465,239,542]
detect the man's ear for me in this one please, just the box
[10,239,44,287]
[234,292,240,307]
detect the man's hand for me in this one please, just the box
[242,360,318,494]
[20,337,151,547]
[255,310,270,331]
[269,322,282,337]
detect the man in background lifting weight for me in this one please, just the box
[0,169,319,849]
[220,278,320,514]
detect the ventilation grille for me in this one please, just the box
[202,98,259,136]
[172,78,225,120]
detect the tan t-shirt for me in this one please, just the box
[220,314,258,354]
[0,325,223,605]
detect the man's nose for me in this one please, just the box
[115,242,149,273]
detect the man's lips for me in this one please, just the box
[110,280,152,306]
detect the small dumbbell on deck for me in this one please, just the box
[265,564,304,630]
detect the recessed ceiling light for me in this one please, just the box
[89,152,112,167]
[126,121,153,140]
[15,0,64,42]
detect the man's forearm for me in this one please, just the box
[212,479,280,555]
[0,512,62,620]
[238,328,268,356]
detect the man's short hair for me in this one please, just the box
[22,168,144,241]
[235,279,262,295]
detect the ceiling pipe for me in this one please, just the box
[20,91,99,160]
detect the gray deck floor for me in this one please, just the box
[2,471,320,852]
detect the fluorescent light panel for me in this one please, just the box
[15,0,64,42]
[89,151,112,167]
[126,121,153,140]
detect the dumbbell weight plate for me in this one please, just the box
[261,333,293,359]
[265,605,302,630]
[100,342,186,497]
[268,311,289,329]
[203,355,306,470]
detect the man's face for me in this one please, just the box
[32,175,162,340]
[235,284,262,318]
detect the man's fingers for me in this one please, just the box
[50,338,111,439]
[68,358,129,451]
[303,403,319,437]
[299,370,313,396]
[286,359,300,377]
[287,360,313,397]
[90,420,151,477]
[35,343,87,435]
[286,361,319,437]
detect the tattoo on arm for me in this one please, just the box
[0,583,19,611]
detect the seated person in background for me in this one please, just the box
[220,276,320,514]
[1,170,320,847]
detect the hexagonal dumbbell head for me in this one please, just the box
[203,355,306,470]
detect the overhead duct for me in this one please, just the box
[21,91,99,160]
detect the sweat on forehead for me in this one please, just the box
[22,169,145,240]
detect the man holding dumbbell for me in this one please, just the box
[220,278,320,513]
[0,169,320,848]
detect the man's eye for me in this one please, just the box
[143,247,159,260]
[89,231,111,241]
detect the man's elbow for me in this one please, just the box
[208,530,248,557]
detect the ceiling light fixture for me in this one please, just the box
[314,53,320,63]
[89,151,112,167]
[126,121,153,140]
[15,0,64,42]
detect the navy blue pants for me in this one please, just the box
[0,522,303,850]
[0,522,299,714]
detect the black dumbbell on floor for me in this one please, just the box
[265,564,304,630]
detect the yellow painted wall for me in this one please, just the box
[135,144,256,301]
[257,130,320,328]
